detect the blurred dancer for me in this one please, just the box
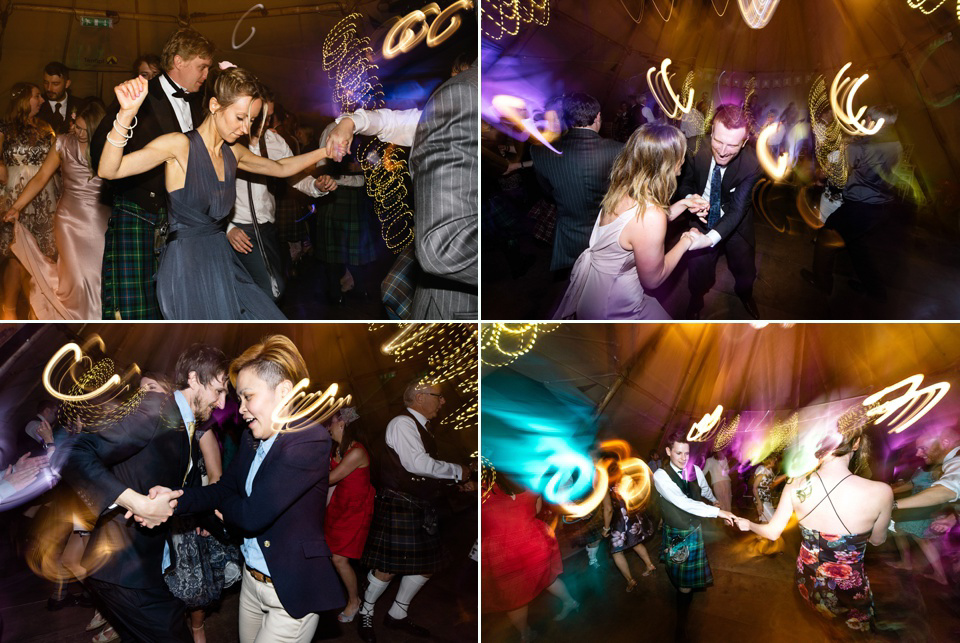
[62,343,228,641]
[602,466,656,591]
[482,474,577,642]
[737,426,893,632]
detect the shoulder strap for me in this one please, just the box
[796,472,854,533]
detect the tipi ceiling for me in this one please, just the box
[482,323,960,455]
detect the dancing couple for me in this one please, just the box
[63,336,344,642]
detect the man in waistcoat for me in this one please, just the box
[652,431,738,642]
[357,379,475,642]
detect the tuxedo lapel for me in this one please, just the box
[147,77,183,134]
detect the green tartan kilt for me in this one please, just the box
[317,185,379,266]
[660,524,713,590]
[101,197,165,320]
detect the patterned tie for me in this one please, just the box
[182,421,195,485]
[707,164,722,229]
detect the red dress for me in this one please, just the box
[481,489,563,613]
[323,443,375,559]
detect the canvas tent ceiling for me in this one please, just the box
[0,323,477,465]
[482,323,960,454]
[0,0,475,124]
[481,0,960,218]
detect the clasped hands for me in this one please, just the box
[123,485,183,529]
[715,508,751,532]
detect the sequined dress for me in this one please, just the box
[0,121,60,259]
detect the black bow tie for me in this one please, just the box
[163,73,193,100]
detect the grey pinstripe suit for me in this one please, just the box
[409,65,479,320]
[530,129,623,271]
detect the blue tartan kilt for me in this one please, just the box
[360,492,445,575]
[660,524,713,590]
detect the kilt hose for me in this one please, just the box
[360,491,445,575]
[101,197,165,320]
[660,524,713,590]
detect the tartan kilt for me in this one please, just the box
[660,524,713,590]
[360,492,445,575]
[101,197,165,320]
[317,185,379,266]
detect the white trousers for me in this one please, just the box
[238,568,319,643]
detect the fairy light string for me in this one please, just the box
[322,13,414,252]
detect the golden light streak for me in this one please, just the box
[43,344,122,402]
[383,1,473,59]
[647,59,694,119]
[481,455,496,504]
[687,404,724,442]
[491,94,562,154]
[558,463,608,518]
[480,0,550,40]
[736,0,782,29]
[713,414,740,451]
[756,123,789,180]
[271,379,352,433]
[481,323,559,367]
[616,457,653,513]
[863,374,950,434]
[830,63,883,136]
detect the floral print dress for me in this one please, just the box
[0,121,60,259]
[609,487,655,553]
[796,526,874,631]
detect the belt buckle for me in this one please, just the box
[154,223,169,255]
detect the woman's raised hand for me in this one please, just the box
[115,76,149,112]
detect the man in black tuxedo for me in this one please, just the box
[38,62,76,135]
[90,28,214,319]
[62,343,229,642]
[531,92,623,277]
[675,104,763,319]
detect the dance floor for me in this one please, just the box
[481,519,959,643]
[0,510,477,643]
[482,187,960,321]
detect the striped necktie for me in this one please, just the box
[182,421,195,485]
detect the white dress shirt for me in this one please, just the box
[47,99,66,118]
[385,408,462,481]
[653,463,720,519]
[932,446,960,502]
[230,128,326,229]
[158,74,194,132]
[335,108,422,150]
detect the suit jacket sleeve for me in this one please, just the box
[711,148,761,241]
[410,70,478,286]
[530,147,555,198]
[61,403,161,515]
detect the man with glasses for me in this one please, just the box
[357,379,475,642]
[674,104,763,319]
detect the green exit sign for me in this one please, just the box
[80,16,113,28]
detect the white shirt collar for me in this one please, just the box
[48,99,64,111]
[405,407,429,427]
[946,446,960,462]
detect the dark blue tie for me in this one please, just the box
[707,164,722,229]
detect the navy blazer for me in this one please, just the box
[62,392,197,589]
[175,423,344,619]
[675,140,762,246]
[531,128,623,271]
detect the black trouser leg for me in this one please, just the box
[86,578,191,643]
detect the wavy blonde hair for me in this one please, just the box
[229,334,309,388]
[600,123,686,219]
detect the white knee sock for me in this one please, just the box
[360,571,390,616]
[387,574,429,619]
[586,544,599,563]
